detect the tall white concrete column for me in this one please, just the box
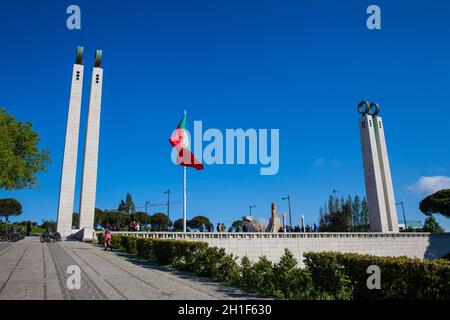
[78,50,103,239]
[359,114,390,232]
[373,116,399,232]
[56,47,84,238]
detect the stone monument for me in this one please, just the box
[242,216,266,232]
[358,101,399,232]
[266,203,282,233]
[56,47,104,240]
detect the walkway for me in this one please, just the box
[0,237,257,300]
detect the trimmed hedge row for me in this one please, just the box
[304,251,450,300]
[97,234,450,300]
[97,233,317,299]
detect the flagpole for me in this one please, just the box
[183,109,187,232]
[183,165,187,232]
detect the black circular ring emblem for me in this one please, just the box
[358,100,379,116]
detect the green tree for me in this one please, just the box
[173,218,183,231]
[360,197,369,231]
[188,215,211,230]
[41,220,56,231]
[118,200,126,212]
[352,195,361,230]
[419,189,450,218]
[422,215,443,233]
[0,198,22,223]
[125,193,136,214]
[0,108,50,190]
[133,211,150,225]
[72,212,79,229]
[231,220,243,230]
[150,212,172,230]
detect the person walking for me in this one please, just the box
[104,227,112,251]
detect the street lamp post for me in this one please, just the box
[282,195,292,227]
[249,205,255,216]
[396,201,407,231]
[164,190,171,230]
[145,201,150,227]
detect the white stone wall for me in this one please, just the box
[110,232,450,267]
[57,63,84,238]
[79,67,103,234]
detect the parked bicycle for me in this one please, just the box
[0,227,25,242]
[40,229,62,243]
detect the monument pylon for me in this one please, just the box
[56,47,103,240]
[56,47,84,238]
[358,101,399,232]
[78,50,104,241]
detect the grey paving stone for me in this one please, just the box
[0,237,259,300]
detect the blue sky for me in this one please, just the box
[1,0,449,230]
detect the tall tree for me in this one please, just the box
[352,195,362,230]
[360,197,369,231]
[0,198,22,223]
[0,108,50,190]
[150,212,172,230]
[117,200,126,212]
[422,215,443,233]
[188,215,211,229]
[173,218,184,231]
[125,193,136,214]
[419,189,450,218]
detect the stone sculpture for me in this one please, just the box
[266,203,281,233]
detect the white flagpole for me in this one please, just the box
[183,165,187,232]
[183,109,187,232]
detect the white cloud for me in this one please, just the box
[314,158,325,167]
[407,176,450,196]
[314,157,342,168]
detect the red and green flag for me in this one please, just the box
[169,114,204,170]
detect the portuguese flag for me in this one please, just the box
[169,114,204,170]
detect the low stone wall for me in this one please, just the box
[105,232,450,266]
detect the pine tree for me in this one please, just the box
[360,197,369,231]
[125,192,136,214]
[352,195,361,231]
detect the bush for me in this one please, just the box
[304,252,450,300]
[101,235,450,300]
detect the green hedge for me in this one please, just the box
[304,251,450,300]
[97,234,450,300]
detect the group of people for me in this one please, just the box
[128,221,141,231]
[280,223,319,233]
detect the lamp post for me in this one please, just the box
[249,205,255,216]
[145,201,150,227]
[164,190,171,230]
[396,201,407,231]
[282,195,292,227]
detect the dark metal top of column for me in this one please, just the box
[94,50,102,68]
[357,100,379,116]
[75,46,84,65]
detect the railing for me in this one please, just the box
[95,231,435,240]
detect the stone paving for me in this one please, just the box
[0,237,258,300]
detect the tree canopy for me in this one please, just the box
[117,192,136,214]
[0,108,50,190]
[319,194,369,232]
[419,189,450,218]
[0,198,23,223]
[150,212,172,230]
[187,215,211,229]
[422,215,443,233]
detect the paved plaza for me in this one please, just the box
[0,237,257,300]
